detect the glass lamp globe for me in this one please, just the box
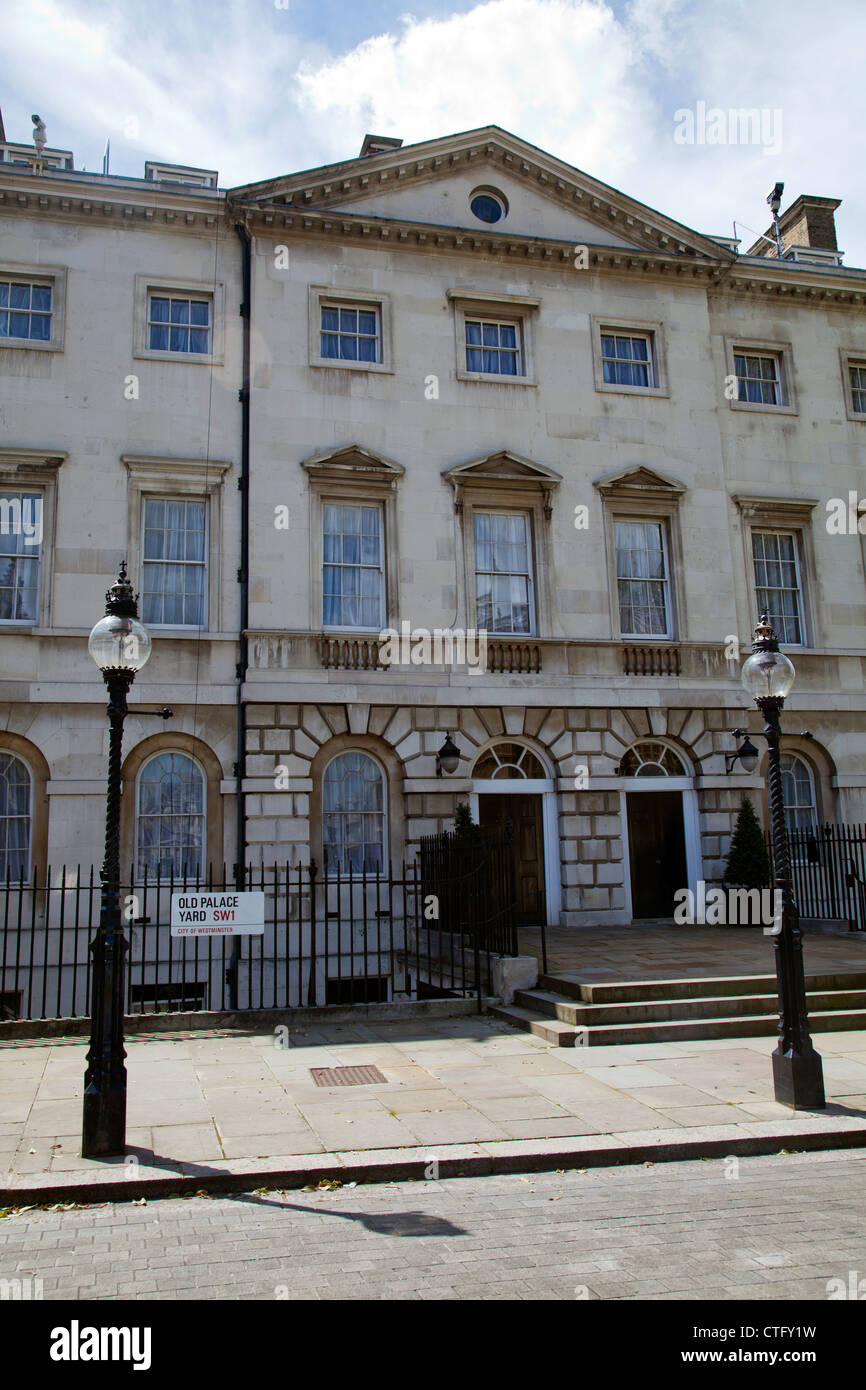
[437,732,461,775]
[736,736,760,774]
[741,648,795,701]
[88,614,152,673]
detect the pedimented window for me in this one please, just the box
[444,451,561,640]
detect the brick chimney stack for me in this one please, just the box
[748,194,842,262]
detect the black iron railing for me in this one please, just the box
[764,823,866,931]
[0,849,518,1022]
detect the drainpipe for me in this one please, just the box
[228,218,252,1010]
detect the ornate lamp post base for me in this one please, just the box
[772,1047,825,1111]
[82,1084,128,1157]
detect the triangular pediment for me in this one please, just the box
[594,465,686,496]
[301,443,405,481]
[229,127,730,262]
[444,450,562,488]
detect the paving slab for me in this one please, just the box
[2,1014,866,1202]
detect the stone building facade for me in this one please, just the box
[1,122,865,932]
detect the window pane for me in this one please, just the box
[323,503,382,627]
[474,511,532,633]
[141,498,207,627]
[322,752,386,873]
[137,752,205,877]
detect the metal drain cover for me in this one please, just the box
[310,1064,388,1087]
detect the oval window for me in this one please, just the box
[470,189,507,224]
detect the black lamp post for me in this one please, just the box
[739,614,825,1110]
[82,563,155,1157]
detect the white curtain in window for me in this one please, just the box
[780,754,816,832]
[615,520,668,635]
[136,752,205,878]
[0,753,31,878]
[323,504,382,628]
[322,752,385,873]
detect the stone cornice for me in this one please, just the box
[232,207,866,305]
[0,446,67,472]
[0,168,224,237]
[2,163,864,306]
[228,126,729,261]
[731,493,819,521]
[234,203,728,276]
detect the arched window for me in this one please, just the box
[322,752,385,873]
[472,742,546,780]
[780,754,817,831]
[619,741,686,777]
[136,752,205,878]
[0,753,31,878]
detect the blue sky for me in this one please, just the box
[5,0,865,264]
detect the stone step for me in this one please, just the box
[516,987,866,1026]
[490,1000,866,1047]
[562,1009,866,1047]
[486,1003,580,1046]
[539,970,866,1005]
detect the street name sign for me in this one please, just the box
[170,891,266,937]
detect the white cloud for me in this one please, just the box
[296,0,659,178]
[2,0,864,263]
[294,0,866,263]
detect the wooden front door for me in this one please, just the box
[626,791,687,919]
[479,794,545,925]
